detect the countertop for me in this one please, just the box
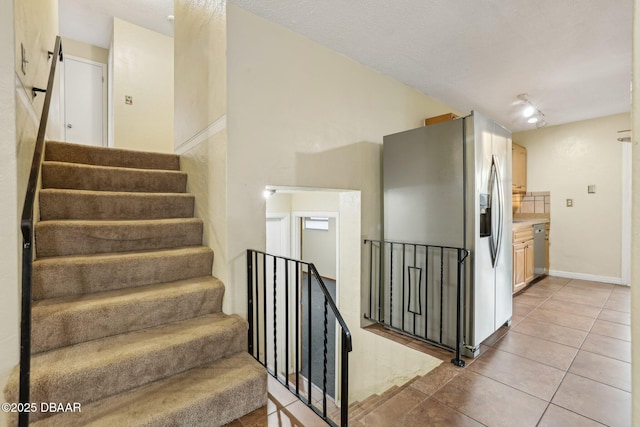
[512,217,550,231]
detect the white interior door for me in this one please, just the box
[63,56,106,146]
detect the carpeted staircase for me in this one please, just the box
[4,141,267,426]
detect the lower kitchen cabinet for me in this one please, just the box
[513,227,535,294]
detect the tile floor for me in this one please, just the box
[226,276,631,426]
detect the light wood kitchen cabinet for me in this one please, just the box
[512,226,534,294]
[512,143,527,192]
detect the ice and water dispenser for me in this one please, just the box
[479,193,491,237]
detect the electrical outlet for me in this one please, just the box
[125,95,133,105]
[21,43,28,75]
[588,185,596,194]
[566,199,573,207]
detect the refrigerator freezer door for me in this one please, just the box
[383,120,465,248]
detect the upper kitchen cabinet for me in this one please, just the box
[512,143,527,192]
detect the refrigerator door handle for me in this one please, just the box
[489,155,503,267]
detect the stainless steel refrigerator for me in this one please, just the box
[382,110,512,356]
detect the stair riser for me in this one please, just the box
[31,281,225,353]
[20,318,248,421]
[42,162,187,193]
[36,220,203,257]
[40,190,195,221]
[45,141,180,171]
[33,249,213,300]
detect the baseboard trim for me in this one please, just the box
[548,269,626,286]
[175,114,226,155]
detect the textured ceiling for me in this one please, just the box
[59,0,632,132]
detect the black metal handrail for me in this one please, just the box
[19,36,63,427]
[363,239,469,366]
[247,249,352,426]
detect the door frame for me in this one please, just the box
[58,54,108,146]
[292,210,340,400]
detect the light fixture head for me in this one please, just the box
[527,116,539,124]
[523,106,535,118]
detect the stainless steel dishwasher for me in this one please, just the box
[533,223,547,279]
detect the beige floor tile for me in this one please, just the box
[551,288,609,308]
[527,307,595,331]
[552,373,631,427]
[540,298,602,318]
[468,348,565,400]
[409,361,463,397]
[538,404,605,427]
[402,398,484,427]
[590,319,631,341]
[598,308,631,325]
[493,330,578,371]
[515,293,549,307]
[569,350,631,392]
[360,386,427,427]
[564,279,614,292]
[513,318,587,348]
[603,297,630,313]
[581,333,631,363]
[432,371,547,427]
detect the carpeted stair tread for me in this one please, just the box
[42,161,188,193]
[30,352,267,427]
[35,218,203,257]
[33,246,214,300]
[45,141,180,171]
[40,189,195,221]
[4,313,248,421]
[31,276,225,353]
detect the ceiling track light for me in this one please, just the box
[517,93,546,128]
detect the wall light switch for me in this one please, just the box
[566,199,573,207]
[588,185,596,194]
[125,95,133,105]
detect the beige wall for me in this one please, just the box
[0,1,18,423]
[62,37,109,64]
[174,0,228,284]
[2,0,58,422]
[514,113,629,283]
[226,4,458,400]
[112,18,173,153]
[631,0,638,424]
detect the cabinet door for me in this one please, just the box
[524,239,535,284]
[513,242,526,293]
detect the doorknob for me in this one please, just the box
[66,124,73,128]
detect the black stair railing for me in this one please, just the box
[19,36,63,427]
[363,239,469,366]
[247,249,352,427]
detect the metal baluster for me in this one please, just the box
[323,296,328,417]
[255,251,260,363]
[295,261,300,396]
[451,249,467,367]
[273,256,278,376]
[389,242,393,327]
[285,259,290,385]
[378,241,383,322]
[263,253,268,367]
[307,268,312,404]
[413,244,417,335]
[340,330,350,427]
[439,247,444,345]
[401,243,405,332]
[368,241,373,320]
[424,245,429,341]
[247,250,254,356]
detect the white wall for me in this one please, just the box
[514,113,629,283]
[112,18,173,153]
[631,0,639,423]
